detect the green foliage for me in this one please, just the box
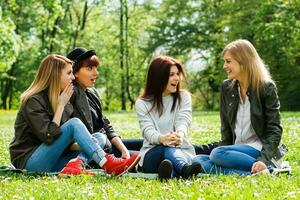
[0,11,21,70]
[0,111,300,199]
[252,0,300,110]
[1,0,300,110]
[147,0,300,110]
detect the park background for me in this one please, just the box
[0,0,300,199]
[0,0,300,111]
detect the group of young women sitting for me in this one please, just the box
[9,39,285,179]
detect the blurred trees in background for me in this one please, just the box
[0,0,299,110]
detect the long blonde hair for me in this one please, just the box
[222,39,274,97]
[21,54,73,112]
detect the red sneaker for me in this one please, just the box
[100,153,140,176]
[60,157,95,176]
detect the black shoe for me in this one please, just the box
[182,162,202,179]
[158,159,173,180]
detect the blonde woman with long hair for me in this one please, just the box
[193,39,284,175]
[9,55,139,176]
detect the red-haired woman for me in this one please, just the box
[136,56,202,180]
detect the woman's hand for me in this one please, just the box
[171,131,184,147]
[52,83,73,125]
[58,83,73,107]
[159,132,183,147]
[251,161,267,173]
[121,150,130,159]
[111,136,130,159]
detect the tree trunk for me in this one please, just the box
[72,0,89,48]
[124,0,134,110]
[1,62,17,109]
[120,0,126,110]
[49,17,60,53]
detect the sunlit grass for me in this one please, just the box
[0,110,299,199]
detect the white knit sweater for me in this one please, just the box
[135,90,195,166]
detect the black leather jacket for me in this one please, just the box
[71,85,118,140]
[219,79,283,165]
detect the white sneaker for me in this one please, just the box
[272,167,292,175]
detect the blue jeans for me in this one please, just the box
[193,144,260,175]
[111,139,218,156]
[25,118,107,172]
[110,138,144,157]
[142,145,192,177]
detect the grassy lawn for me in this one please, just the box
[0,110,300,199]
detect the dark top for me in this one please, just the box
[71,85,118,140]
[86,90,104,132]
[9,90,73,169]
[219,79,283,165]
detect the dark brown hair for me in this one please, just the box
[73,55,100,74]
[141,55,188,116]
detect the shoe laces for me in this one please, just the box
[75,157,85,168]
[107,154,124,161]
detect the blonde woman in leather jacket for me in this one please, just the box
[193,39,283,175]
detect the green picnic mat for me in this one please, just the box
[0,165,158,179]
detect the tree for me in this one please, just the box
[252,0,300,110]
[0,10,21,109]
[119,0,127,110]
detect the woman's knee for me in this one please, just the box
[61,118,86,136]
[66,118,86,130]
[67,118,84,126]
[193,154,210,163]
[164,146,175,152]
[92,132,107,149]
[210,146,226,162]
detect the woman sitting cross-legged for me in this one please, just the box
[193,39,284,175]
[136,56,202,180]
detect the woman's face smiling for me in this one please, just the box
[223,51,242,81]
[163,65,180,96]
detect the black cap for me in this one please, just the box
[67,47,96,63]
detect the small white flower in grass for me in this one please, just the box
[253,192,259,197]
[286,191,296,198]
[3,177,12,182]
[52,178,58,183]
[184,180,192,186]
[162,185,173,192]
[88,192,95,197]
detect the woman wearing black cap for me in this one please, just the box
[67,47,143,162]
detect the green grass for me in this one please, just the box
[0,110,300,199]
